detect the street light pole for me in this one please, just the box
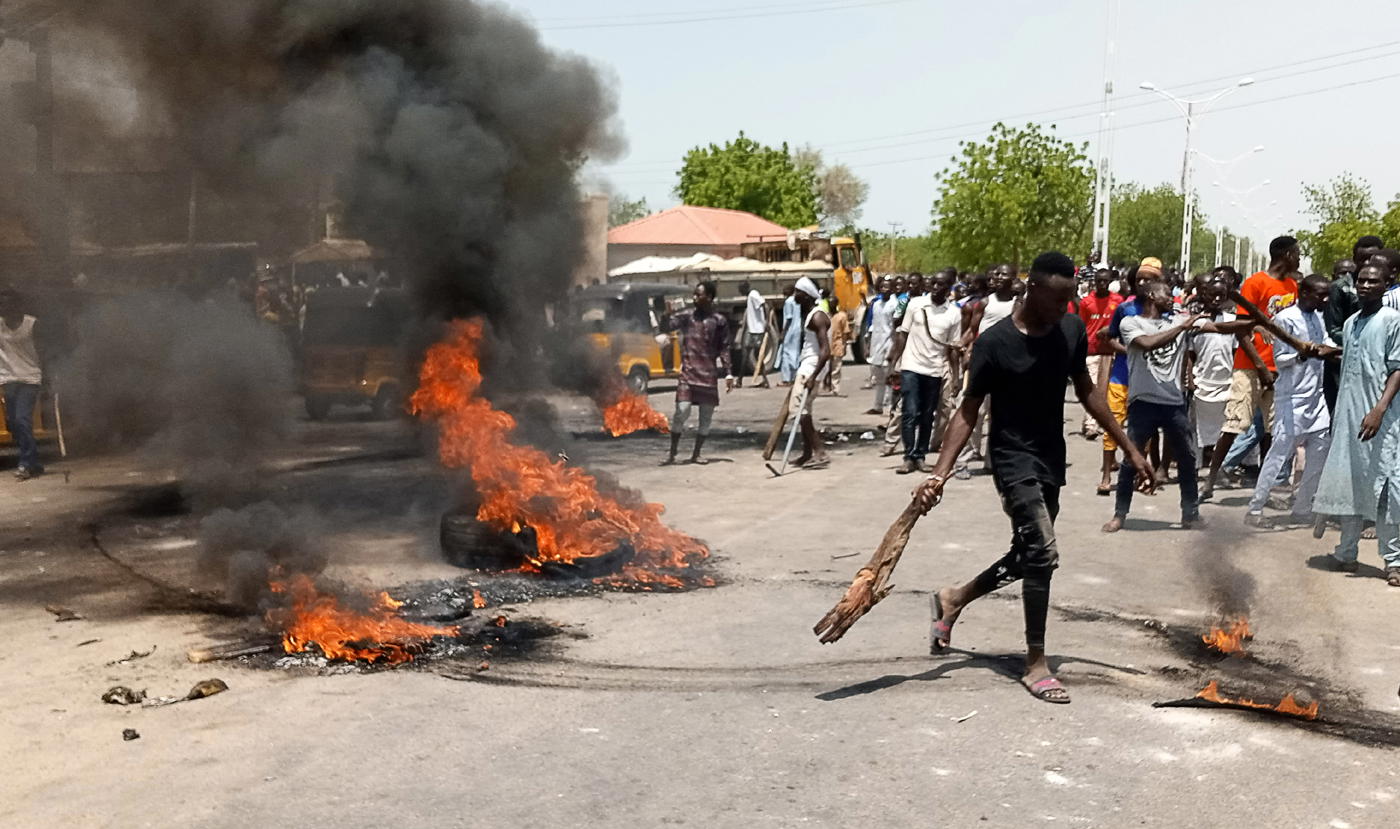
[1140,77,1254,273]
[1232,235,1241,269]
[1091,0,1121,264]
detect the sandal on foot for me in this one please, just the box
[1387,568,1400,587]
[1096,483,1112,496]
[1023,675,1071,704]
[929,594,954,653]
[804,458,831,470]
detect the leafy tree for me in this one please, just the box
[794,145,869,227]
[675,132,818,228]
[931,122,1094,270]
[857,229,944,273]
[1294,172,1380,272]
[608,194,650,228]
[1109,182,1215,272]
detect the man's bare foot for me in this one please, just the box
[1101,516,1124,533]
[690,456,710,465]
[659,455,677,466]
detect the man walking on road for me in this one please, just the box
[865,277,897,415]
[736,281,769,388]
[790,277,832,469]
[778,285,800,385]
[885,270,960,475]
[0,287,44,480]
[1205,236,1301,495]
[1245,275,1340,527]
[1325,237,1380,410]
[1314,263,1400,585]
[825,297,851,396]
[914,252,1154,704]
[1077,268,1121,439]
[661,282,733,466]
[1102,282,1249,533]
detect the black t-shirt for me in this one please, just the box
[965,313,1088,490]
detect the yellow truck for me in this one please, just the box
[299,287,413,419]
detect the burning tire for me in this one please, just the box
[439,510,530,571]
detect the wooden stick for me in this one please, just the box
[1228,289,1313,354]
[53,392,68,458]
[187,639,278,663]
[762,384,794,460]
[813,499,928,643]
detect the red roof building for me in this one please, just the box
[606,206,791,271]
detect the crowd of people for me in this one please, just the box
[660,234,1400,601]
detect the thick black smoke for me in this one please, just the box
[1191,525,1258,622]
[54,292,294,500]
[198,501,328,610]
[63,0,621,355]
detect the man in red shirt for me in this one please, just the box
[1077,268,1122,440]
[1203,235,1300,496]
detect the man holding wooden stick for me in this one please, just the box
[911,252,1154,704]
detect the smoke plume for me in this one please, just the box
[54,292,293,500]
[198,501,328,609]
[57,0,621,354]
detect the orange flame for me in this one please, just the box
[410,320,708,581]
[1202,618,1252,655]
[268,574,459,664]
[1195,680,1320,720]
[601,391,670,437]
[471,590,487,609]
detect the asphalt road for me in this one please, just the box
[2,374,1398,828]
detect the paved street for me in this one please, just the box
[3,377,1399,828]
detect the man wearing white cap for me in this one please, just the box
[790,276,832,469]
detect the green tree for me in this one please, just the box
[857,229,944,273]
[675,132,818,228]
[1107,182,1219,273]
[608,194,650,228]
[930,122,1094,270]
[1294,172,1380,272]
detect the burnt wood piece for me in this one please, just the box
[187,638,279,663]
[813,500,927,644]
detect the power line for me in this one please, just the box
[534,0,832,24]
[597,38,1400,170]
[843,69,1400,172]
[539,0,916,31]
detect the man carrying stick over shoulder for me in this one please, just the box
[912,252,1155,704]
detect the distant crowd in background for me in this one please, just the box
[671,234,1400,588]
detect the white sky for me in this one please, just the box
[507,0,1400,247]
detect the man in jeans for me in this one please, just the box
[1103,283,1249,532]
[0,287,44,480]
[885,270,960,474]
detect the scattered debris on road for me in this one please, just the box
[186,639,277,664]
[45,605,83,622]
[121,729,140,742]
[102,686,146,706]
[106,646,156,667]
[76,638,102,647]
[954,710,979,723]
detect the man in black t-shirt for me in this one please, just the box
[913,252,1155,704]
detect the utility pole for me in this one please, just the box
[1232,235,1241,269]
[1214,225,1224,269]
[1090,0,1120,265]
[886,221,903,271]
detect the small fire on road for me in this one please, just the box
[1202,617,1252,656]
[601,391,670,437]
[268,574,459,664]
[1195,680,1320,721]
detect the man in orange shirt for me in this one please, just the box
[1203,235,1300,498]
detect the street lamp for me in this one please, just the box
[1193,145,1265,168]
[1214,179,1272,198]
[1139,77,1254,272]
